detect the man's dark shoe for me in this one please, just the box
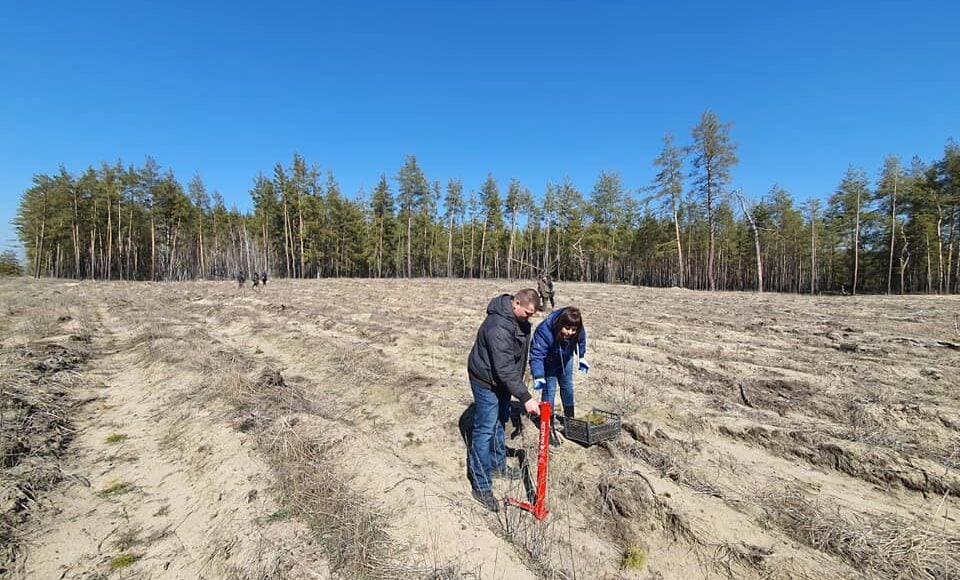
[491,465,523,480]
[548,422,564,447]
[472,489,500,512]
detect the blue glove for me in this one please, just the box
[578,359,590,374]
[533,377,546,390]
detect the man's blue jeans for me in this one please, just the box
[468,380,512,493]
[542,355,575,415]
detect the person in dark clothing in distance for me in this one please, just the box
[537,274,555,311]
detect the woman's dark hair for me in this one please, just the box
[553,306,583,343]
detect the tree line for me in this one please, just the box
[14,110,960,294]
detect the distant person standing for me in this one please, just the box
[529,306,588,445]
[261,271,268,286]
[466,288,541,512]
[237,271,246,288]
[537,274,555,311]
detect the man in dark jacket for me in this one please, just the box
[467,288,541,512]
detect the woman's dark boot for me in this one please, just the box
[561,406,575,438]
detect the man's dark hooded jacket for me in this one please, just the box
[468,294,533,404]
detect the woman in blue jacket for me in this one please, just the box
[529,306,588,441]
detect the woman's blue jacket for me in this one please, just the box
[529,307,587,379]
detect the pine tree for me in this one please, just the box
[397,156,429,277]
[249,173,279,278]
[766,186,804,292]
[932,140,960,292]
[0,250,21,276]
[555,178,586,280]
[733,189,763,291]
[690,110,738,291]
[540,183,557,275]
[505,178,525,279]
[803,199,821,294]
[443,179,464,278]
[100,162,123,280]
[479,173,503,278]
[828,167,870,294]
[586,171,629,282]
[368,174,397,278]
[876,155,905,294]
[651,133,687,287]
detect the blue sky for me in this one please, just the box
[2,0,958,256]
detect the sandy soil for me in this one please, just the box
[1,278,958,579]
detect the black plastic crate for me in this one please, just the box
[563,409,621,445]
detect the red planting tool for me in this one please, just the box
[507,401,552,520]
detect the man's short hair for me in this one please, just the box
[515,288,539,307]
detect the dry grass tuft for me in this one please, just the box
[67,306,98,344]
[499,498,563,577]
[598,469,772,578]
[720,424,960,497]
[619,426,723,498]
[756,484,960,579]
[334,344,390,385]
[218,363,451,578]
[129,318,199,366]
[114,525,143,550]
[260,420,398,579]
[713,542,775,576]
[0,340,89,574]
[24,308,61,340]
[221,365,314,433]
